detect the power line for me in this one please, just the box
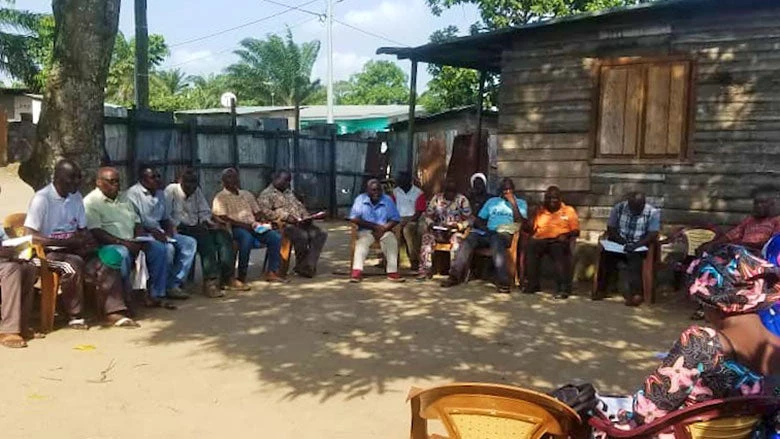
[333,19,408,47]
[169,0,320,48]
[168,16,319,68]
[259,0,409,47]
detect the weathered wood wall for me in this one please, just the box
[497,5,780,235]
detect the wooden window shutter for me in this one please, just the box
[597,65,643,156]
[643,61,690,157]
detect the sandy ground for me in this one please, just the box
[0,168,696,439]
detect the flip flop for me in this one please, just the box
[0,334,27,348]
[109,317,140,328]
[68,318,89,330]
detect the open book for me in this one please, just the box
[600,239,648,254]
[2,235,34,260]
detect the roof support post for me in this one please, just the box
[476,70,487,146]
[407,59,418,175]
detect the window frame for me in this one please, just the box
[590,56,696,165]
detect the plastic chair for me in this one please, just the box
[408,382,583,439]
[662,227,718,291]
[588,396,780,439]
[3,213,59,333]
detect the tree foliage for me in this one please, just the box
[338,60,408,105]
[0,0,44,90]
[426,0,651,29]
[105,32,169,107]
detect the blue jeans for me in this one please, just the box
[167,234,197,290]
[232,227,281,280]
[144,240,170,299]
[143,234,197,298]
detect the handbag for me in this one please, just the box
[549,383,600,419]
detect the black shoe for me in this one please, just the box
[496,284,511,294]
[440,277,459,288]
[553,293,570,300]
[523,285,540,295]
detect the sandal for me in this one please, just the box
[416,272,432,282]
[0,334,27,348]
[22,329,45,340]
[104,315,140,328]
[68,317,89,330]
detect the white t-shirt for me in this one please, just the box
[24,184,87,239]
[392,185,423,218]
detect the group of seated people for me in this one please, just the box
[348,171,582,296]
[0,161,329,348]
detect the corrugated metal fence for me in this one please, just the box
[103,110,391,216]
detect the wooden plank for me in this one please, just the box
[643,64,671,155]
[499,148,590,161]
[664,197,753,214]
[500,85,592,104]
[498,133,590,150]
[499,177,591,192]
[666,62,688,155]
[497,160,590,178]
[692,141,780,155]
[598,66,628,156]
[623,67,643,156]
[501,101,591,114]
[498,118,590,133]
[694,130,780,142]
[501,67,591,84]
[590,182,666,198]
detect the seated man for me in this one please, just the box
[212,168,285,284]
[524,186,580,299]
[0,184,37,348]
[392,172,424,271]
[442,178,527,293]
[417,179,471,280]
[25,160,136,328]
[701,185,780,254]
[86,167,176,309]
[600,191,660,307]
[256,170,327,278]
[349,178,403,283]
[165,168,244,297]
[127,166,197,300]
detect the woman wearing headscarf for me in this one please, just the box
[558,244,780,428]
[467,173,492,216]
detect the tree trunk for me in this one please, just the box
[20,0,121,191]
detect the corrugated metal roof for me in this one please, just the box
[177,105,419,120]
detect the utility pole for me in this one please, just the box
[326,0,334,124]
[134,0,149,109]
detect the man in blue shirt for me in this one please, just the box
[349,179,403,282]
[126,166,197,300]
[442,178,527,293]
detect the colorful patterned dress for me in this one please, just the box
[418,193,472,276]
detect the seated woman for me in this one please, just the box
[417,179,472,280]
[595,244,780,427]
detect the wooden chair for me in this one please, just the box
[3,213,59,333]
[349,222,401,272]
[408,382,583,439]
[588,396,780,439]
[469,229,524,288]
[591,236,660,304]
[431,229,470,275]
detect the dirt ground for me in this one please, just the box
[0,167,696,438]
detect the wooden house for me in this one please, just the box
[379,0,780,236]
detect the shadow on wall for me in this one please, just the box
[138,222,690,403]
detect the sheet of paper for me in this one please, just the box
[600,239,648,254]
[2,235,32,247]
[133,236,156,243]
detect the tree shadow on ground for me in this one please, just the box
[140,222,691,402]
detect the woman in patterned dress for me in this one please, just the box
[417,179,472,280]
[603,245,780,428]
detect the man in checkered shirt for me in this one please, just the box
[604,192,660,307]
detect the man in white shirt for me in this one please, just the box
[392,172,424,271]
[165,168,242,297]
[24,160,136,329]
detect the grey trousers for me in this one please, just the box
[0,260,36,334]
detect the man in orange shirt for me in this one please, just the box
[524,186,580,299]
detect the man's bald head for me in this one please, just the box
[52,159,81,196]
[366,178,382,203]
[96,166,121,199]
[221,167,240,192]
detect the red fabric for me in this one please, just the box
[414,194,427,213]
[725,215,780,248]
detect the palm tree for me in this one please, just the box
[154,68,188,95]
[227,28,320,130]
[0,1,42,87]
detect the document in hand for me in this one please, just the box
[1,235,34,260]
[600,239,648,254]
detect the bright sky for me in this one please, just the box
[24,0,482,91]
